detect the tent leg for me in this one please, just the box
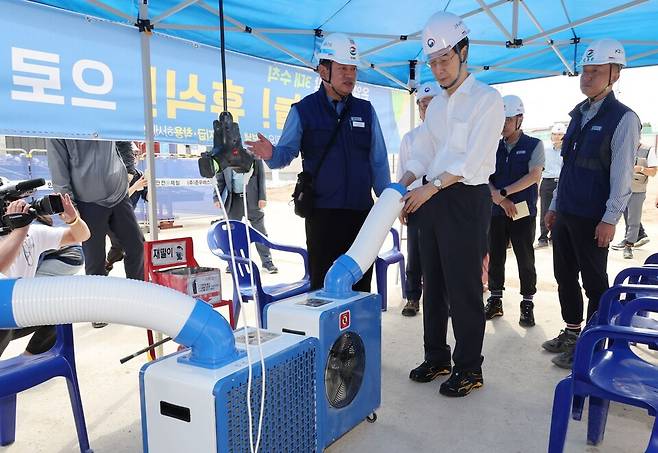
[138,0,164,358]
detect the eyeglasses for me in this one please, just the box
[427,51,456,69]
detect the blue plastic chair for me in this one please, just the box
[207,220,310,327]
[0,324,91,452]
[375,227,406,312]
[646,254,658,265]
[549,302,658,453]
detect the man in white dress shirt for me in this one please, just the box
[398,11,504,397]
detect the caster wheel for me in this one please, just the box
[366,412,377,423]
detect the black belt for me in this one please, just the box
[543,177,559,182]
[232,192,244,197]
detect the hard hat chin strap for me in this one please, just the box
[320,62,350,101]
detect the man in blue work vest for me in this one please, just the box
[246,33,391,291]
[486,95,544,327]
[542,38,641,369]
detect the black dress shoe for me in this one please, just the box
[409,360,451,383]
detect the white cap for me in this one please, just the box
[551,123,567,134]
[315,33,361,67]
[503,95,524,117]
[422,11,470,59]
[580,38,626,67]
[416,82,440,101]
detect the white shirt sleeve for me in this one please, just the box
[445,92,505,180]
[34,225,66,253]
[404,120,435,179]
[397,132,412,181]
[647,147,658,167]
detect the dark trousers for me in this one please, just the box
[228,194,273,265]
[418,183,491,371]
[552,212,609,324]
[488,215,537,296]
[77,196,144,280]
[539,178,558,241]
[404,212,422,301]
[0,327,56,357]
[306,208,372,292]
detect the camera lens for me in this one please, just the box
[31,194,64,215]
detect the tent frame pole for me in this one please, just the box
[137,0,164,357]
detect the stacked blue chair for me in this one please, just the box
[0,324,91,452]
[548,261,658,452]
[374,227,406,311]
[207,220,310,327]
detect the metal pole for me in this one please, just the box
[219,0,228,111]
[138,0,163,358]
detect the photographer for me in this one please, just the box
[0,194,90,356]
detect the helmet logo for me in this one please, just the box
[349,45,357,56]
[424,87,430,92]
[583,49,594,62]
[427,38,435,48]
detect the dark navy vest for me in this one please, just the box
[557,92,632,220]
[295,85,374,211]
[491,133,540,217]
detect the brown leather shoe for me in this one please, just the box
[401,299,420,317]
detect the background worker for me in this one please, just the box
[536,123,565,248]
[486,95,544,327]
[543,38,641,369]
[610,143,656,258]
[397,81,440,317]
[213,159,278,274]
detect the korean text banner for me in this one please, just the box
[0,0,404,151]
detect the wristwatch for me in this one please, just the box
[433,178,443,190]
[499,188,508,197]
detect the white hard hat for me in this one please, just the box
[580,38,626,67]
[503,95,524,117]
[315,33,360,67]
[422,11,470,59]
[416,82,440,100]
[551,123,567,134]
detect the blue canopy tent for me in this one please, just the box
[6,0,658,241]
[24,0,658,88]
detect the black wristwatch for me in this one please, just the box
[499,188,508,197]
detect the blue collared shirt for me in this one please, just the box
[265,94,390,197]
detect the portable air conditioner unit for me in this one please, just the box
[265,291,381,449]
[140,328,319,452]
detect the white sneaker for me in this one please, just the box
[635,236,650,248]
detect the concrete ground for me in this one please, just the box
[4,184,658,453]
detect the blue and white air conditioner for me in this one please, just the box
[265,184,406,449]
[265,290,380,448]
[140,327,320,452]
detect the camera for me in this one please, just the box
[0,178,64,234]
[198,111,254,178]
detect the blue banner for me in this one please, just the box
[0,0,405,152]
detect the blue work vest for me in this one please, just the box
[491,133,540,217]
[295,85,374,211]
[557,93,632,220]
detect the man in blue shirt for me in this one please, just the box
[246,33,390,292]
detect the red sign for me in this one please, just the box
[339,310,351,330]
